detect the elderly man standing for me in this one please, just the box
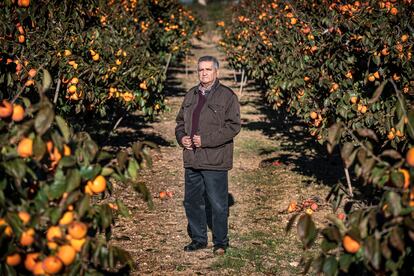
[175,56,241,255]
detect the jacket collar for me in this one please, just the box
[194,79,220,95]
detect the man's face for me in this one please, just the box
[198,61,218,87]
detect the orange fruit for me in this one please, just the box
[46,226,62,242]
[59,211,74,225]
[68,85,77,94]
[0,218,13,236]
[24,252,40,271]
[390,7,398,15]
[0,99,13,118]
[343,235,360,253]
[89,175,107,194]
[337,213,346,220]
[28,69,37,78]
[25,79,35,86]
[17,138,33,158]
[42,256,63,274]
[12,104,25,122]
[368,74,375,82]
[401,34,409,43]
[70,77,79,84]
[159,191,167,199]
[48,242,58,250]
[373,71,380,79]
[287,201,297,213]
[310,111,318,120]
[6,253,21,266]
[70,237,86,252]
[399,169,410,189]
[18,211,31,224]
[33,262,46,275]
[350,96,358,104]
[57,245,77,265]
[84,182,94,195]
[406,148,414,167]
[63,144,71,156]
[18,35,25,43]
[139,81,147,90]
[18,0,30,7]
[387,131,395,140]
[68,221,87,239]
[92,53,100,61]
[20,228,35,246]
[63,50,72,56]
[360,105,368,114]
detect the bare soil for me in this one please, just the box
[109,33,345,275]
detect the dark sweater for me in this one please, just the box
[190,93,207,139]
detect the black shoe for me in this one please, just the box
[213,245,227,255]
[184,241,207,252]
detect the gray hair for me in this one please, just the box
[197,56,219,70]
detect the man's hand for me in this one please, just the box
[192,135,201,148]
[181,136,193,150]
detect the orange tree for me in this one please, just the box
[0,71,156,274]
[0,0,201,122]
[219,0,414,274]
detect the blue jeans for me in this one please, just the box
[184,168,229,247]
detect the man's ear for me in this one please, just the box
[216,69,220,78]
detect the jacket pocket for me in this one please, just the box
[201,145,225,166]
[207,103,225,127]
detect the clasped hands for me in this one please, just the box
[181,135,201,150]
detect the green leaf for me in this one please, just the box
[48,169,67,199]
[66,169,81,193]
[327,123,342,154]
[386,191,402,217]
[101,167,114,176]
[297,214,317,249]
[78,195,90,217]
[339,254,353,273]
[368,79,388,104]
[322,256,338,276]
[55,116,70,143]
[42,69,52,92]
[127,159,139,180]
[3,159,27,179]
[406,110,414,140]
[100,204,113,230]
[356,128,378,142]
[115,199,130,217]
[34,102,54,136]
[59,156,76,167]
[389,227,405,252]
[33,136,46,161]
[116,151,128,170]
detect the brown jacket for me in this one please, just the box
[175,80,241,170]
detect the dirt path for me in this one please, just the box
[110,33,344,275]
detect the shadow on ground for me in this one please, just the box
[240,82,345,188]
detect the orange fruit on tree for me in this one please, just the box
[57,244,77,265]
[18,211,31,224]
[406,148,414,167]
[399,169,410,189]
[18,35,25,43]
[46,226,62,242]
[0,99,13,118]
[59,211,74,225]
[401,34,409,43]
[28,68,37,78]
[12,104,25,122]
[20,228,35,246]
[84,182,94,195]
[48,242,58,250]
[390,7,398,15]
[25,79,34,86]
[68,85,77,94]
[17,138,33,158]
[68,221,87,239]
[343,235,360,253]
[89,175,107,194]
[70,237,86,252]
[24,252,40,271]
[42,256,63,274]
[350,96,358,104]
[310,111,318,120]
[373,71,380,79]
[6,253,21,266]
[63,144,71,156]
[33,262,46,275]
[368,74,375,82]
[92,53,100,61]
[18,0,30,7]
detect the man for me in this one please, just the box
[175,56,241,255]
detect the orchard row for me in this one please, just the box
[219,0,414,274]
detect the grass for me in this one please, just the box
[211,230,302,275]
